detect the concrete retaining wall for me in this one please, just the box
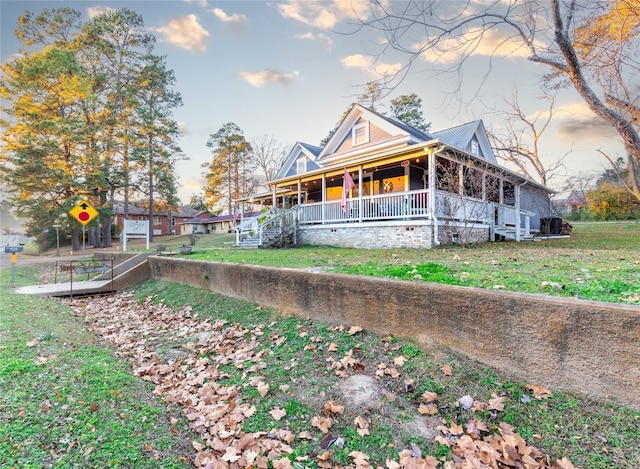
[149,258,640,410]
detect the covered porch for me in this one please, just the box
[237,144,539,248]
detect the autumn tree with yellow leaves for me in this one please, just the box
[0,8,182,249]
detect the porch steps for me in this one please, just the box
[494,226,534,241]
[237,227,282,248]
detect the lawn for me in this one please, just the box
[1,255,639,468]
[174,221,639,304]
[2,221,638,467]
[0,267,193,468]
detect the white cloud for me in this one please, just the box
[182,0,208,6]
[276,0,374,29]
[417,27,532,64]
[237,69,300,88]
[295,32,333,49]
[341,53,402,79]
[210,8,247,32]
[154,15,209,53]
[87,6,114,19]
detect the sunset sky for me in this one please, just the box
[1,0,624,203]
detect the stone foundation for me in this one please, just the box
[296,221,490,249]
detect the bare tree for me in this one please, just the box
[250,134,291,188]
[355,0,640,200]
[489,90,566,186]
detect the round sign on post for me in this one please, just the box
[69,200,99,226]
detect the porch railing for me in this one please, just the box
[237,189,534,245]
[297,189,431,224]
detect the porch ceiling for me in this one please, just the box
[273,143,433,188]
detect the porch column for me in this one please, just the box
[429,149,440,245]
[482,173,487,201]
[297,179,302,206]
[458,163,464,196]
[272,186,277,208]
[358,166,363,222]
[321,174,326,224]
[428,151,436,219]
[515,184,521,242]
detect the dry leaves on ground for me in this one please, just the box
[67,292,579,468]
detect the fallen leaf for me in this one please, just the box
[349,450,370,467]
[394,355,407,367]
[354,415,370,436]
[386,459,401,469]
[270,407,286,421]
[192,441,205,451]
[222,446,241,463]
[323,400,345,415]
[554,457,576,469]
[256,381,270,397]
[449,421,464,435]
[348,325,363,335]
[441,364,453,376]
[273,458,294,469]
[312,415,332,433]
[526,383,553,400]
[421,391,438,403]
[418,403,438,415]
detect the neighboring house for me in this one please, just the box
[178,211,260,234]
[113,203,201,236]
[236,104,554,249]
[554,190,586,214]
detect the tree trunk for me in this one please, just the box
[71,227,80,252]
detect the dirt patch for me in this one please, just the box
[337,374,379,407]
[336,374,439,440]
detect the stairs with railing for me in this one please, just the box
[235,208,298,248]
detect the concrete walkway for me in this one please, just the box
[12,252,153,297]
[14,279,116,297]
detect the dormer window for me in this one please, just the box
[352,122,369,146]
[470,140,479,156]
[296,156,307,174]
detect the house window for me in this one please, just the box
[296,156,307,174]
[470,140,479,155]
[153,216,161,225]
[352,123,369,146]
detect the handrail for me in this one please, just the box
[236,206,299,247]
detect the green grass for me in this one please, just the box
[0,266,192,468]
[153,221,639,304]
[130,279,640,468]
[6,221,639,467]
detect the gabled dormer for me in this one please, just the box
[317,104,427,164]
[431,120,497,164]
[275,142,322,179]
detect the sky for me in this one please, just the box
[1,0,626,205]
